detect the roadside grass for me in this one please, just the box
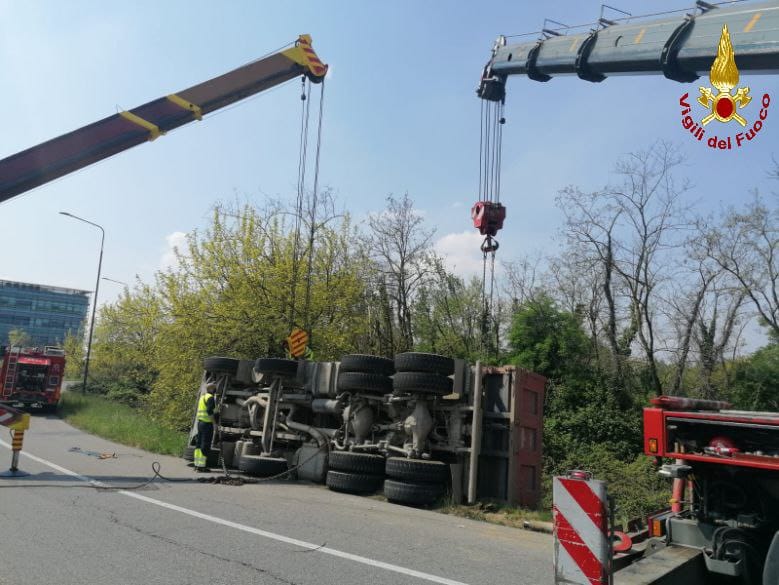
[436,497,553,529]
[59,392,188,456]
[368,490,553,530]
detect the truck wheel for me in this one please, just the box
[326,470,383,494]
[764,531,779,585]
[329,451,385,475]
[337,372,392,394]
[238,455,288,477]
[182,445,196,461]
[383,479,444,506]
[339,354,395,376]
[392,372,453,395]
[394,353,454,376]
[203,356,240,375]
[385,458,449,483]
[254,358,299,378]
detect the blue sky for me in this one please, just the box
[1,1,777,317]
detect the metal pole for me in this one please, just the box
[59,212,104,392]
[468,361,484,505]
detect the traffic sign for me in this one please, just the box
[286,328,309,358]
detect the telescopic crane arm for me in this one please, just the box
[0,35,328,204]
[478,1,779,102]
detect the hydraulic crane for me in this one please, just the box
[474,3,779,583]
[477,1,779,102]
[0,35,327,205]
[472,0,779,357]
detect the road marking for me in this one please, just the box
[743,13,761,33]
[0,440,471,585]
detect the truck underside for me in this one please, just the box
[186,354,546,509]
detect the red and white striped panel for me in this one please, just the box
[0,405,23,427]
[553,475,610,585]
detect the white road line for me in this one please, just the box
[0,440,471,585]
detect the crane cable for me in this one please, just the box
[478,99,504,354]
[302,81,325,339]
[290,77,312,330]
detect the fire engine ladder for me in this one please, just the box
[2,347,20,397]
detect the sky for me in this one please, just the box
[0,1,777,344]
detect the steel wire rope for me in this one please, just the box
[289,78,312,330]
[302,81,326,337]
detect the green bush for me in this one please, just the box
[544,382,643,463]
[543,444,670,526]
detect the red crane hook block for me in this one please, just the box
[471,201,506,237]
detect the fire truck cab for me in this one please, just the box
[0,346,66,412]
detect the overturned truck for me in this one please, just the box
[184,353,545,507]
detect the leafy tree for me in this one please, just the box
[90,201,368,428]
[8,328,32,347]
[727,341,779,411]
[508,295,591,383]
[62,330,84,379]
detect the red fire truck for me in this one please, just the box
[0,346,66,412]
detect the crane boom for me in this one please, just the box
[0,35,327,204]
[478,1,779,101]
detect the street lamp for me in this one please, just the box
[60,211,104,393]
[102,276,128,287]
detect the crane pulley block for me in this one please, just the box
[471,201,506,237]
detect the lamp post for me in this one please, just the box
[60,212,104,393]
[102,277,128,287]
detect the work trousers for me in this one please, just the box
[195,421,214,466]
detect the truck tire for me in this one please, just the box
[392,372,453,395]
[203,356,240,375]
[254,358,299,378]
[326,471,383,494]
[183,445,196,461]
[764,532,779,585]
[383,479,444,505]
[238,455,288,477]
[339,354,395,376]
[394,352,454,376]
[329,451,385,475]
[337,372,392,394]
[385,457,449,483]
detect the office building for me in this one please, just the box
[0,279,90,346]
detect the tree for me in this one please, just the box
[7,328,32,347]
[702,192,779,339]
[412,261,489,362]
[727,341,779,411]
[63,330,85,380]
[366,193,435,352]
[558,142,691,395]
[89,200,368,428]
[508,295,591,383]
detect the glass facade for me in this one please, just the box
[0,280,90,346]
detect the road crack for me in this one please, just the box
[109,514,302,585]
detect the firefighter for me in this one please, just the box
[193,382,217,472]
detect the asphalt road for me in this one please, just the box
[0,415,552,585]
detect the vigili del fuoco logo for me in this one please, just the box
[679,24,770,150]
